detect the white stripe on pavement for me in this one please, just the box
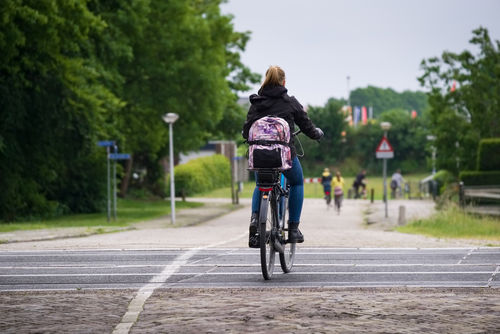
[112,232,246,334]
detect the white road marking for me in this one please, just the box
[0,271,494,277]
[112,232,246,334]
[457,247,477,264]
[0,263,497,270]
[487,265,500,287]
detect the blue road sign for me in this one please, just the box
[109,153,131,160]
[98,140,115,147]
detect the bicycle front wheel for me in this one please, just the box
[259,192,275,280]
[279,194,295,273]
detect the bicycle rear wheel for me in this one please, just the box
[279,193,295,273]
[259,191,275,280]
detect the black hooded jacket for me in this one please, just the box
[242,85,321,158]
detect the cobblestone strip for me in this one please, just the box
[112,249,198,334]
[112,232,246,334]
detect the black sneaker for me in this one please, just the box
[248,213,260,248]
[288,221,304,243]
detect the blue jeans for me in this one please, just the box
[251,156,304,223]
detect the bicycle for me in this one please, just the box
[323,187,332,209]
[254,169,295,279]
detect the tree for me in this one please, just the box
[0,0,258,220]
[419,27,500,173]
[299,99,346,175]
[378,109,428,173]
[92,0,259,196]
[350,86,428,118]
[0,0,119,220]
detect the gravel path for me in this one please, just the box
[1,288,498,333]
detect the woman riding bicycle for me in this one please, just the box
[242,65,323,248]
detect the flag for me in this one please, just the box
[362,106,367,125]
[411,110,417,119]
[450,81,456,92]
[353,106,360,126]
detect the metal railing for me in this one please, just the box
[459,182,500,216]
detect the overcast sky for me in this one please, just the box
[221,0,500,107]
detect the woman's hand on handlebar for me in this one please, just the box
[315,127,324,142]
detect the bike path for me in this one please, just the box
[1,247,498,291]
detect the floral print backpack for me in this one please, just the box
[247,116,292,170]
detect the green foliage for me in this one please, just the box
[0,0,114,221]
[477,138,500,171]
[350,86,428,118]
[171,155,231,196]
[298,93,429,176]
[398,204,500,240]
[0,198,203,232]
[419,27,500,174]
[459,171,500,186]
[0,0,256,220]
[433,169,456,194]
[300,99,346,175]
[433,170,456,184]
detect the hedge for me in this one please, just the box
[459,171,500,186]
[477,138,500,171]
[169,154,231,196]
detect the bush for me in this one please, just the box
[477,138,500,171]
[433,169,456,192]
[169,155,231,196]
[459,171,500,186]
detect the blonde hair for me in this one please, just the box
[261,65,285,89]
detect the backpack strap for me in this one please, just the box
[247,140,289,146]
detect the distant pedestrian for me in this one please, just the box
[332,170,345,214]
[390,169,405,199]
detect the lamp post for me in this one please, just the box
[380,122,391,218]
[427,135,436,175]
[346,75,351,108]
[163,113,179,224]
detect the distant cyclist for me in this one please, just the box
[353,169,367,199]
[321,168,333,206]
[242,65,323,247]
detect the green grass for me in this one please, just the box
[198,173,428,200]
[0,198,203,232]
[397,205,500,240]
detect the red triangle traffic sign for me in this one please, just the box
[376,136,393,152]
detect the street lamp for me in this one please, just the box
[346,75,351,108]
[163,113,179,224]
[427,135,436,175]
[380,122,391,218]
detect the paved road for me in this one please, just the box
[1,247,498,291]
